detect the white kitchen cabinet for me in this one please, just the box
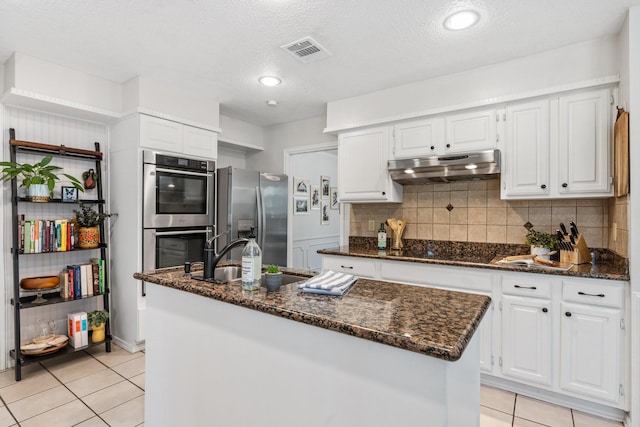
[444,108,497,153]
[557,88,611,195]
[501,295,553,386]
[502,88,613,200]
[502,100,550,198]
[322,255,377,278]
[392,117,445,159]
[338,126,402,203]
[140,114,218,159]
[560,279,625,404]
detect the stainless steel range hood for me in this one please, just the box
[388,149,500,184]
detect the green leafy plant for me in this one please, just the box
[73,201,111,227]
[0,156,84,194]
[87,309,109,327]
[525,229,558,251]
[266,265,281,274]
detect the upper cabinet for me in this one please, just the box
[502,88,613,200]
[338,126,402,203]
[392,108,497,159]
[140,115,218,160]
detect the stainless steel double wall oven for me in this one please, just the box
[142,150,215,274]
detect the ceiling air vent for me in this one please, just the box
[281,36,332,64]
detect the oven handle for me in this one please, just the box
[150,229,211,236]
[257,186,266,249]
[154,167,213,178]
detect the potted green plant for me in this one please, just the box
[87,309,109,343]
[73,202,111,248]
[0,156,84,202]
[264,264,283,292]
[525,228,558,259]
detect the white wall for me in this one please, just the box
[217,147,248,169]
[218,114,264,149]
[326,37,620,131]
[248,115,336,174]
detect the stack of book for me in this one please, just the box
[17,215,78,253]
[60,258,106,299]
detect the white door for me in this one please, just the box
[560,302,621,403]
[503,100,550,198]
[393,118,444,158]
[444,108,497,153]
[557,89,611,195]
[140,115,183,153]
[501,295,552,386]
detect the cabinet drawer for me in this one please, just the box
[562,280,624,308]
[322,256,375,278]
[502,276,551,298]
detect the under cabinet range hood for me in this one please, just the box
[388,149,501,184]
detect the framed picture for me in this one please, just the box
[61,186,78,203]
[321,200,330,225]
[321,176,330,197]
[293,177,309,195]
[330,187,339,210]
[310,185,321,209]
[293,196,309,215]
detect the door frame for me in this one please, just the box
[283,142,344,268]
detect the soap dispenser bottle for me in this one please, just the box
[241,227,262,291]
[377,222,387,250]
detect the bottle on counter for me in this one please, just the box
[377,222,387,250]
[241,227,262,291]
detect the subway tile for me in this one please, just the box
[402,208,418,224]
[402,185,418,194]
[417,208,433,224]
[433,183,450,192]
[578,227,602,249]
[486,179,500,190]
[450,207,468,225]
[486,226,506,243]
[577,198,605,207]
[403,191,417,207]
[506,206,528,225]
[552,198,577,207]
[450,182,468,191]
[486,207,506,225]
[468,225,487,243]
[506,225,528,244]
[487,190,507,208]
[468,190,488,207]
[403,223,417,239]
[433,191,450,207]
[468,207,487,225]
[528,207,552,228]
[418,183,434,192]
[551,206,578,226]
[417,191,434,208]
[450,190,468,207]
[468,181,488,190]
[450,225,468,242]
[527,199,552,207]
[506,200,529,207]
[576,206,603,227]
[416,224,433,239]
[433,208,450,224]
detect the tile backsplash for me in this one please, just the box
[350,179,627,257]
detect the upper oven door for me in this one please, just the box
[143,162,214,228]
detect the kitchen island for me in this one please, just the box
[135,264,491,427]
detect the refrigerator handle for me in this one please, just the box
[256,185,266,249]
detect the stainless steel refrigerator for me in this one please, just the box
[216,167,288,266]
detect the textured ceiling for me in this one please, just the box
[0,0,638,126]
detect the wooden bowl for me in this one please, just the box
[20,276,60,290]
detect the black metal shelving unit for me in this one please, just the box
[8,128,112,381]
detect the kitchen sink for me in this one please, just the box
[199,266,307,286]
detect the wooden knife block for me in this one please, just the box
[560,234,592,265]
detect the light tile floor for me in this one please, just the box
[0,345,144,427]
[481,384,625,427]
[0,348,626,427]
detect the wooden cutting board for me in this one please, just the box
[614,109,629,197]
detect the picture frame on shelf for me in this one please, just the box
[61,186,78,203]
[293,196,309,215]
[321,176,330,196]
[293,177,309,195]
[311,185,321,209]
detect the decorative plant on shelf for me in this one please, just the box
[0,156,84,201]
[525,228,558,252]
[87,309,109,343]
[73,202,111,248]
[265,265,283,292]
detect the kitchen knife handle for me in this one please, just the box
[569,221,579,234]
[560,223,568,235]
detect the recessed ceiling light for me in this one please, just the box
[443,10,479,30]
[259,76,281,87]
[266,100,279,106]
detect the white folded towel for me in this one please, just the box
[298,270,357,296]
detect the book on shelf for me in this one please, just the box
[68,312,84,349]
[61,261,104,299]
[90,258,105,294]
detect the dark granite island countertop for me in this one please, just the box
[134,263,491,361]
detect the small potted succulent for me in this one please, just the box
[73,201,111,248]
[264,265,283,292]
[0,156,83,202]
[525,229,558,260]
[87,309,109,343]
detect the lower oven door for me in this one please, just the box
[143,226,213,272]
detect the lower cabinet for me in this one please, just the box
[501,295,552,386]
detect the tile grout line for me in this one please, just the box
[0,391,20,426]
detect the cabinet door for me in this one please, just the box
[183,126,217,160]
[393,118,444,159]
[502,100,550,198]
[321,255,376,278]
[501,295,552,386]
[338,127,402,202]
[557,89,611,195]
[140,115,183,153]
[445,108,497,153]
[560,302,621,403]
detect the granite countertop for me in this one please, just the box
[134,262,491,362]
[320,239,629,281]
